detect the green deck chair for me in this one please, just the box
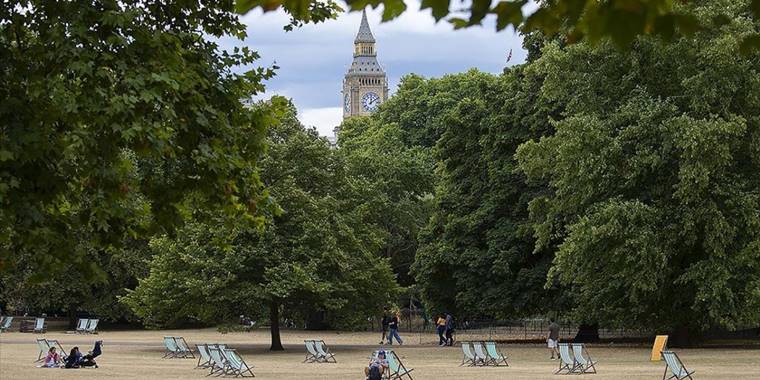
[556,343,579,375]
[571,343,597,374]
[485,341,509,366]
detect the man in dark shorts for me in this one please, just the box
[547,319,560,360]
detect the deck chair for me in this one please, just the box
[34,318,47,333]
[224,349,255,377]
[175,336,196,358]
[460,342,477,366]
[196,344,213,369]
[304,340,320,363]
[35,338,51,362]
[472,342,489,366]
[76,318,89,333]
[484,341,509,366]
[571,343,597,374]
[556,343,579,374]
[314,340,337,363]
[387,350,414,380]
[85,319,99,334]
[208,345,229,376]
[0,316,13,332]
[662,351,695,380]
[47,339,68,363]
[163,336,181,358]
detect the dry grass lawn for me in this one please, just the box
[1,329,758,379]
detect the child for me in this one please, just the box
[38,347,60,368]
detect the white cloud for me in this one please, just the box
[299,107,343,136]
[219,1,530,135]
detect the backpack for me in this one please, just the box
[368,365,382,380]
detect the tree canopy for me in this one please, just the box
[123,101,399,350]
[237,0,760,52]
[516,0,760,341]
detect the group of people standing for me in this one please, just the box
[379,309,403,345]
[436,313,455,346]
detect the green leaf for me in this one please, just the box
[420,0,450,21]
[491,1,526,31]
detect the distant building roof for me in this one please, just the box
[354,9,375,43]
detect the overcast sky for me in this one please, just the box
[218,1,529,136]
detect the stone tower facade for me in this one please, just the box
[342,10,388,119]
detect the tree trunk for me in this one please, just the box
[669,325,701,347]
[573,323,600,343]
[269,301,283,351]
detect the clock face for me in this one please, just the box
[361,92,381,112]
[344,94,351,112]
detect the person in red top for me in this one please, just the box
[40,347,60,368]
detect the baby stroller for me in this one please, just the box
[80,341,103,368]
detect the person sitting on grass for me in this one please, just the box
[80,341,102,368]
[64,347,82,368]
[38,347,60,368]
[364,350,389,380]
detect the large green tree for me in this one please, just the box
[123,100,399,350]
[0,0,338,276]
[516,0,760,343]
[412,67,563,319]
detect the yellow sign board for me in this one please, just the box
[651,335,668,361]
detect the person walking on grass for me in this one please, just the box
[547,318,560,360]
[379,309,390,345]
[387,311,403,345]
[436,314,447,346]
[444,313,455,346]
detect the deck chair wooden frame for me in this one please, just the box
[196,344,213,369]
[174,336,195,358]
[207,345,228,377]
[0,316,13,332]
[571,343,597,374]
[34,317,47,334]
[314,340,337,363]
[662,351,695,380]
[85,319,99,334]
[223,348,255,377]
[35,338,50,362]
[387,350,414,380]
[76,318,89,334]
[556,343,579,375]
[460,342,477,366]
[163,336,181,358]
[472,342,490,366]
[484,341,509,366]
[303,340,320,363]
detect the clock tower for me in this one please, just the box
[342,9,388,118]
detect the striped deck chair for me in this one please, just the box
[485,341,509,366]
[0,316,13,332]
[47,339,68,363]
[460,342,477,366]
[472,342,489,366]
[304,340,320,363]
[314,340,337,363]
[174,336,195,358]
[208,345,229,376]
[662,351,695,380]
[34,318,47,334]
[85,319,99,334]
[555,343,579,374]
[35,338,50,362]
[163,336,181,358]
[223,349,255,377]
[387,350,414,380]
[196,344,213,369]
[572,343,597,374]
[75,319,89,334]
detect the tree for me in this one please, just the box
[237,0,760,52]
[411,67,563,319]
[516,0,760,344]
[338,117,435,286]
[0,0,339,277]
[123,100,399,350]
